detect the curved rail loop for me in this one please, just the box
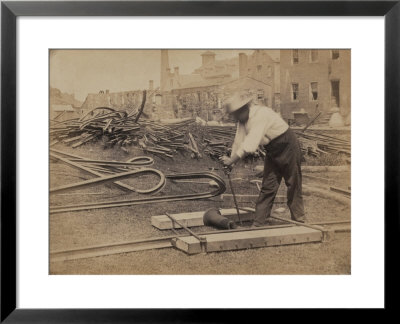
[50,168,166,195]
[50,149,155,192]
[50,172,226,214]
[50,148,154,167]
[68,157,154,167]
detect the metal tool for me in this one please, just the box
[165,213,207,252]
[203,208,237,229]
[223,165,242,225]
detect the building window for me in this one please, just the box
[310,82,318,101]
[257,65,262,72]
[332,50,340,60]
[292,83,299,101]
[267,66,272,77]
[292,50,299,64]
[310,50,318,62]
[331,80,340,107]
[257,89,264,100]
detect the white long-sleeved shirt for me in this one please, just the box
[231,104,289,158]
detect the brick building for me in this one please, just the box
[80,82,163,119]
[79,50,282,121]
[279,49,351,121]
[170,76,273,121]
[166,50,277,120]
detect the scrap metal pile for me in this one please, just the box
[50,102,198,159]
[50,88,349,161]
[202,126,351,160]
[202,126,266,161]
[294,130,351,157]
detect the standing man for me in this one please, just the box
[220,94,305,226]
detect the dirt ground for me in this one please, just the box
[49,134,351,275]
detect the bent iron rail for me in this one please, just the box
[50,171,226,214]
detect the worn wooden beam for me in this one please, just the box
[151,208,254,230]
[172,226,323,255]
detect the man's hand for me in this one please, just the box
[220,155,232,167]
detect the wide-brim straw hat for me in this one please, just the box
[223,93,252,115]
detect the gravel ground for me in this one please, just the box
[49,132,351,275]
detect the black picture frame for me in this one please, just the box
[1,0,399,322]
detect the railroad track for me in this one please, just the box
[50,220,351,262]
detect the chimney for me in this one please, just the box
[201,51,216,66]
[160,49,170,91]
[239,53,248,77]
[149,80,154,91]
[174,67,179,76]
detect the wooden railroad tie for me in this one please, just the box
[172,226,323,255]
[151,208,254,230]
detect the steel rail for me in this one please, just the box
[50,148,154,166]
[50,151,157,193]
[50,224,294,262]
[50,168,166,194]
[165,212,205,242]
[50,220,351,262]
[49,172,226,214]
[50,152,135,192]
[68,158,154,167]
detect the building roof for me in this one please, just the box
[174,79,222,90]
[173,75,273,91]
[178,74,204,87]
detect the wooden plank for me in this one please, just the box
[221,194,286,203]
[172,226,322,255]
[151,208,254,230]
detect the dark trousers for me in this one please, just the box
[253,128,305,225]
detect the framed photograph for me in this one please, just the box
[1,0,398,321]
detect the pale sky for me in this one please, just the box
[50,49,279,101]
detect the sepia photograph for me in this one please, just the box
[49,49,351,275]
